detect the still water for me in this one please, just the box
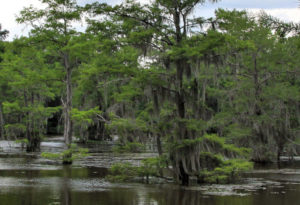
[1,140,300,205]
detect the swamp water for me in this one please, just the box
[1,139,300,205]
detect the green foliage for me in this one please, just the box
[108,118,147,134]
[139,155,168,178]
[199,158,253,184]
[71,107,101,124]
[41,144,89,164]
[15,138,29,149]
[2,102,22,114]
[0,0,298,185]
[106,155,168,183]
[41,152,61,160]
[203,134,251,157]
[5,124,26,139]
[106,154,251,184]
[113,84,143,103]
[71,107,101,141]
[199,152,224,169]
[106,162,139,182]
[171,134,251,158]
[15,138,29,145]
[112,142,145,153]
[107,117,148,146]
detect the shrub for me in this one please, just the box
[106,156,168,183]
[112,142,145,153]
[41,143,89,164]
[199,158,253,184]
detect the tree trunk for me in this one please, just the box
[23,92,40,152]
[179,161,189,186]
[0,102,5,140]
[277,148,281,163]
[24,92,31,150]
[156,134,163,156]
[64,53,73,146]
[63,53,73,164]
[172,8,192,185]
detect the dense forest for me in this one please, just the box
[0,0,300,186]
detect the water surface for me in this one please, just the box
[1,139,300,205]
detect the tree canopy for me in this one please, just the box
[0,0,299,185]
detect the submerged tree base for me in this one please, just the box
[41,143,89,164]
[106,155,253,185]
[15,138,41,152]
[106,156,168,183]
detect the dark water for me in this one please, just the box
[1,140,300,205]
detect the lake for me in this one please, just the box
[1,139,300,205]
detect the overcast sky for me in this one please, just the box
[1,0,299,41]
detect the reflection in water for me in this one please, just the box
[146,184,300,205]
[1,139,300,205]
[62,166,72,205]
[1,172,300,205]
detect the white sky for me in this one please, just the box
[1,0,300,41]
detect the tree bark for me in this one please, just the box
[24,92,31,148]
[24,92,40,152]
[156,134,163,156]
[0,102,5,140]
[63,52,73,146]
[172,6,191,185]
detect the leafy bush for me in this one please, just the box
[199,159,253,184]
[15,138,29,149]
[112,142,145,153]
[106,156,168,183]
[106,162,139,182]
[41,143,89,164]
